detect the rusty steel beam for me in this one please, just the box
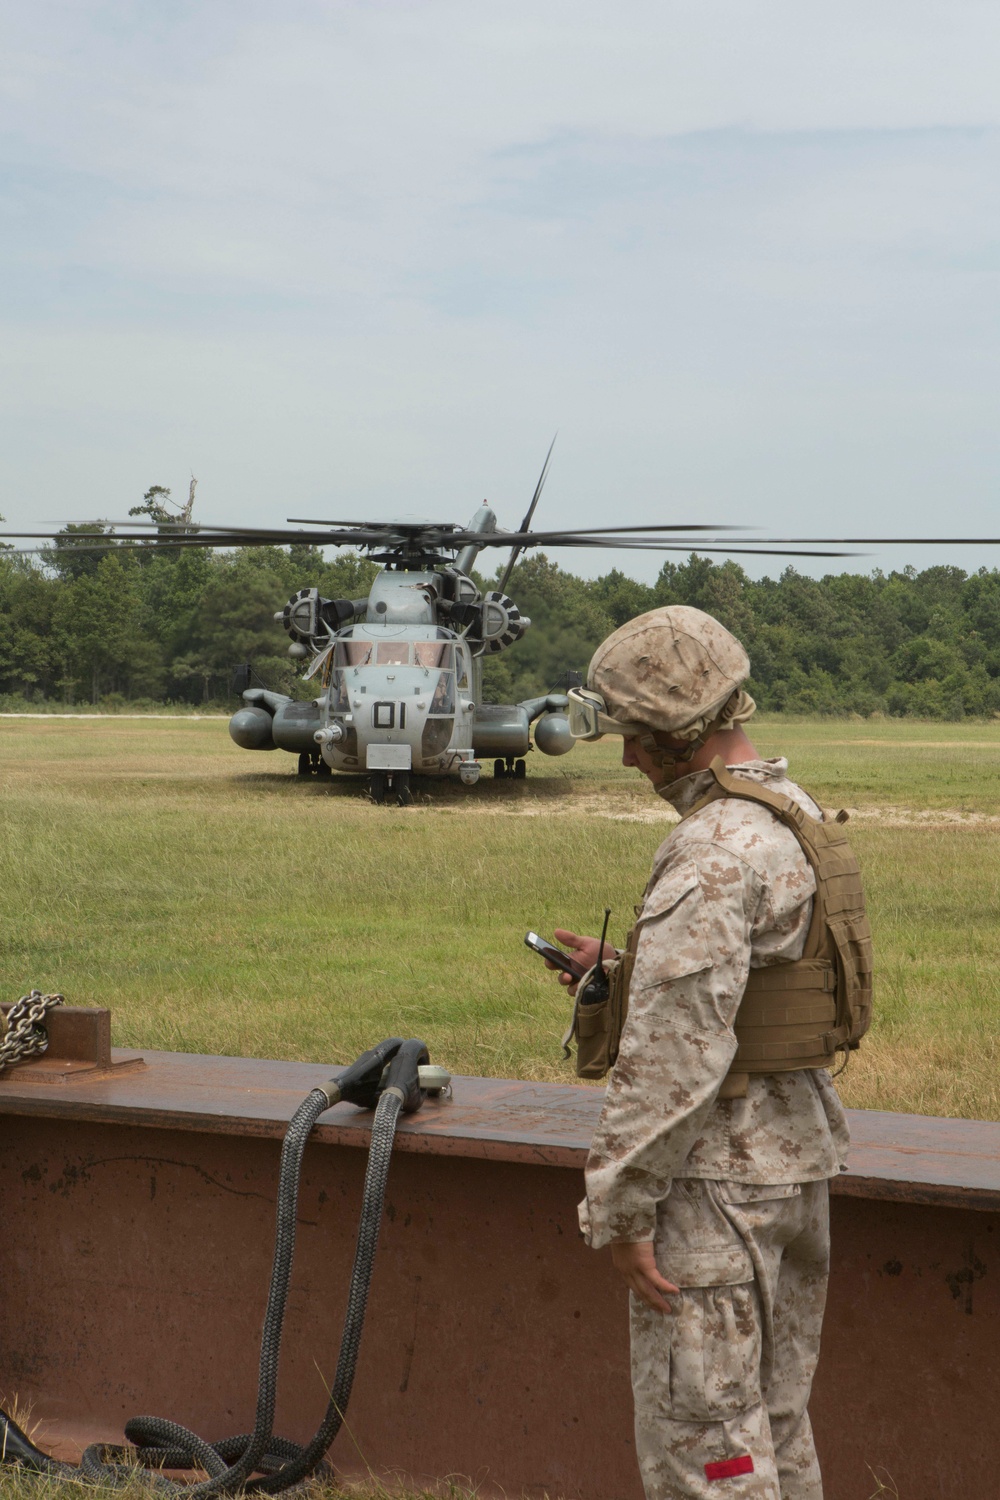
[0,1050,998,1498]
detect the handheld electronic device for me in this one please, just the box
[524,931,586,979]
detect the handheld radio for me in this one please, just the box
[578,908,612,1007]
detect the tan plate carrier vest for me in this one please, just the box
[566,758,873,1095]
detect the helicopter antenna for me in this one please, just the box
[496,433,557,595]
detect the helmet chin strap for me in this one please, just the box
[637,730,696,775]
[636,692,740,778]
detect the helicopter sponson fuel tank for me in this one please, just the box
[230,693,321,755]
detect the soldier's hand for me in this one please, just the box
[551,929,617,995]
[611,1241,679,1313]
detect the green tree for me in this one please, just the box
[52,554,156,703]
[44,523,119,582]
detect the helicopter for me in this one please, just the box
[229,499,582,804]
[5,449,997,804]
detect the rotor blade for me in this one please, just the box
[286,515,748,536]
[716,537,1000,545]
[0,520,392,545]
[505,522,749,535]
[0,527,389,549]
[496,435,557,595]
[287,517,463,531]
[0,533,383,558]
[104,516,444,539]
[517,433,558,535]
[510,540,859,558]
[1,517,752,551]
[450,529,854,557]
[1,536,858,562]
[474,528,735,546]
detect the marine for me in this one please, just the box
[552,606,872,1500]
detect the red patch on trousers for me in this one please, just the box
[704,1454,755,1481]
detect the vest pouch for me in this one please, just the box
[563,945,635,1080]
[827,912,874,1047]
[573,992,614,1080]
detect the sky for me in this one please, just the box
[1,1,999,583]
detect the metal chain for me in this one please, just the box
[0,990,64,1076]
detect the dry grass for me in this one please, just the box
[0,1477,482,1500]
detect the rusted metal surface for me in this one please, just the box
[822,1194,999,1499]
[0,1003,144,1083]
[1,1052,999,1498]
[0,1052,608,1164]
[2,1049,1000,1205]
[835,1108,1000,1213]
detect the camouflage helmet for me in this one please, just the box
[570,606,751,740]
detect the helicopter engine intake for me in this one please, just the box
[277,589,369,647]
[479,592,528,654]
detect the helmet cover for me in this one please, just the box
[587,605,750,738]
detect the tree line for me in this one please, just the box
[2,503,1000,718]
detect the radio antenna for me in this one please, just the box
[595,907,611,980]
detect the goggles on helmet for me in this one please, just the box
[566,687,648,741]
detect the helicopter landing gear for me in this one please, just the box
[298,751,333,778]
[493,758,527,780]
[369,770,412,806]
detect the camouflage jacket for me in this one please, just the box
[580,758,851,1250]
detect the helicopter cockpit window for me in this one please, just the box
[376,642,411,666]
[331,674,350,713]
[414,642,453,669]
[334,640,372,668]
[429,672,455,715]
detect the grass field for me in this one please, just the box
[2,713,999,1120]
[0,715,991,1500]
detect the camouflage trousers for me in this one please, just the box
[630,1177,830,1500]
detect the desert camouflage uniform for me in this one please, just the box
[579,759,849,1500]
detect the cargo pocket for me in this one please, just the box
[631,1187,763,1426]
[664,1248,761,1422]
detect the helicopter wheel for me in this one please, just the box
[369,771,388,805]
[392,771,413,807]
[315,756,332,778]
[297,752,312,777]
[493,759,507,779]
[514,759,527,780]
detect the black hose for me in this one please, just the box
[1,1039,424,1494]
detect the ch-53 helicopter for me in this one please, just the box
[5,449,995,803]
